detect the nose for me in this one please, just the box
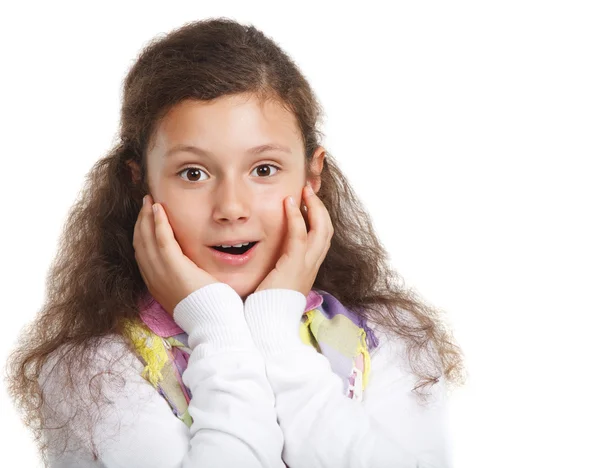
[212,175,250,223]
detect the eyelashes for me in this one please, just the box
[177,163,281,182]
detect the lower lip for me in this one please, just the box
[209,242,259,266]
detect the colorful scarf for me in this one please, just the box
[121,288,379,428]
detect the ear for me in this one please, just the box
[127,160,141,184]
[308,147,326,194]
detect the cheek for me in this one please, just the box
[164,208,203,253]
[258,198,289,242]
[261,203,285,231]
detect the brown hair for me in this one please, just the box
[5,17,465,463]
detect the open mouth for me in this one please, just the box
[210,241,258,255]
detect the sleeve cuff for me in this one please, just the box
[173,282,253,352]
[244,288,308,356]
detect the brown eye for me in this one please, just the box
[177,167,207,182]
[251,164,280,177]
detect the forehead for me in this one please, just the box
[150,94,303,158]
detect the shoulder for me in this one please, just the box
[364,318,448,405]
[39,333,149,420]
[39,334,142,391]
[39,334,160,459]
[365,319,409,364]
[365,318,411,382]
[363,317,453,466]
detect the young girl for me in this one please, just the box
[6,17,465,467]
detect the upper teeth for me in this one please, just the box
[218,242,251,248]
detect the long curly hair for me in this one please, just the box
[5,17,466,463]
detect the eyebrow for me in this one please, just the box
[165,143,292,159]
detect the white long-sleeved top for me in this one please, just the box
[39,282,452,467]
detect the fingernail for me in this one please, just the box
[143,195,146,205]
[152,204,158,214]
[289,196,296,207]
[306,184,314,195]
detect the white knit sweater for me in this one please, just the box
[39,282,452,467]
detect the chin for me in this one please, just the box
[212,273,261,301]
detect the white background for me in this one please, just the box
[1,1,598,466]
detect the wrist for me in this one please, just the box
[174,282,253,352]
[244,288,308,356]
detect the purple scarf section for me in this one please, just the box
[311,288,379,351]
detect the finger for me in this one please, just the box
[303,185,333,265]
[142,195,159,250]
[135,194,162,285]
[133,195,153,260]
[284,195,308,261]
[132,195,147,249]
[151,201,185,265]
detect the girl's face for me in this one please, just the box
[143,94,324,301]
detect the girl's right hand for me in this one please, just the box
[133,193,220,316]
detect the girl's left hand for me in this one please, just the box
[254,183,334,297]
